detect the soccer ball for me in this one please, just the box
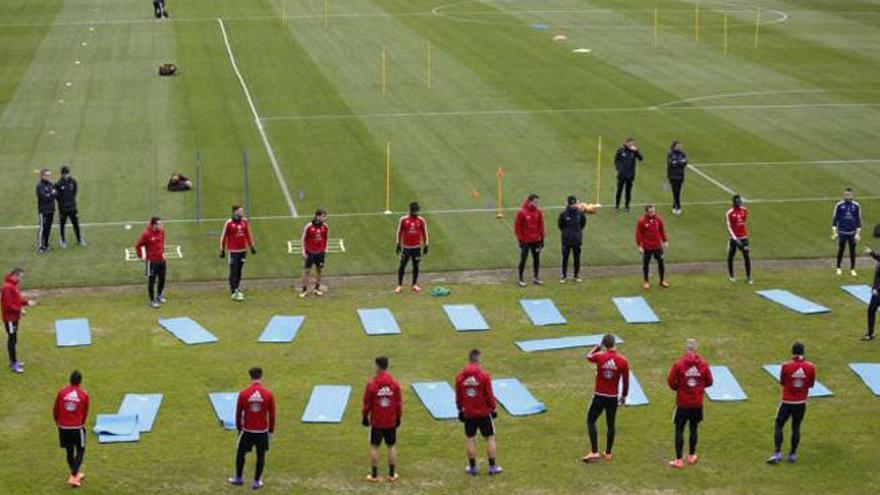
[577,202,599,214]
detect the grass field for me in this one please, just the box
[1,0,880,287]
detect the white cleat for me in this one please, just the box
[851,270,858,277]
[836,268,842,276]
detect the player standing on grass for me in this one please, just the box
[299,209,328,299]
[635,204,669,290]
[666,339,713,469]
[726,195,753,284]
[220,205,256,302]
[362,356,402,483]
[395,202,429,293]
[515,194,545,287]
[229,367,275,490]
[666,140,688,215]
[56,166,84,248]
[583,334,629,463]
[53,370,89,488]
[153,0,169,18]
[455,349,501,476]
[860,246,880,341]
[134,217,166,309]
[766,342,815,465]
[36,169,57,253]
[2,268,35,374]
[832,188,861,276]
[614,138,643,212]
[558,196,587,283]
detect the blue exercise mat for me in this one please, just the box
[756,290,830,314]
[412,382,457,420]
[55,318,91,347]
[258,315,305,343]
[515,334,623,353]
[158,317,218,344]
[519,299,566,326]
[302,385,352,423]
[493,378,546,416]
[841,285,873,305]
[706,366,748,401]
[612,297,660,323]
[849,363,880,396]
[357,308,401,335]
[762,364,832,397]
[622,372,650,406]
[443,304,490,331]
[208,392,238,429]
[118,394,163,432]
[94,414,140,443]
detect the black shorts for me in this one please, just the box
[464,416,495,438]
[775,402,806,425]
[643,249,664,261]
[237,431,269,452]
[229,251,247,265]
[728,238,750,252]
[145,260,166,277]
[304,252,326,269]
[673,407,703,426]
[369,427,397,446]
[400,247,422,262]
[58,427,85,449]
[4,321,17,335]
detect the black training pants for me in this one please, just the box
[561,243,582,278]
[229,252,246,293]
[38,212,54,250]
[397,248,422,285]
[669,179,683,210]
[587,395,618,454]
[518,243,541,281]
[59,210,81,243]
[727,239,752,279]
[615,178,633,209]
[837,236,856,270]
[147,261,167,302]
[642,249,665,281]
[4,321,18,364]
[774,403,806,455]
[868,293,879,337]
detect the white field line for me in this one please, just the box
[689,165,741,198]
[699,158,880,168]
[217,18,298,217]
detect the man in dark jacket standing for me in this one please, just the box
[666,141,688,215]
[614,138,643,212]
[558,196,587,283]
[36,169,57,253]
[56,166,84,248]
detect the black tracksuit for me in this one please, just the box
[55,176,82,244]
[666,150,688,210]
[558,206,586,278]
[36,179,57,250]
[867,252,880,337]
[614,146,643,209]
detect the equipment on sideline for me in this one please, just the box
[55,318,92,347]
[258,316,304,343]
[412,382,458,419]
[301,385,352,423]
[756,290,830,315]
[357,308,401,335]
[442,304,489,331]
[705,366,748,401]
[515,335,623,353]
[612,296,660,323]
[493,378,546,416]
[519,299,567,326]
[762,364,832,397]
[158,317,218,344]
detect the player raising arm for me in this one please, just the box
[766,342,815,465]
[583,334,629,464]
[832,188,861,276]
[455,349,501,476]
[726,195,753,284]
[220,205,256,302]
[362,356,403,483]
[395,202,429,293]
[299,209,328,298]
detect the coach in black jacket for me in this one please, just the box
[614,137,644,212]
[558,196,587,282]
[56,166,84,247]
[666,140,688,215]
[36,169,57,252]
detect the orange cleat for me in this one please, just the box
[642,281,650,290]
[411,284,422,293]
[365,474,381,483]
[394,286,403,294]
[604,453,613,462]
[668,459,684,469]
[687,455,698,465]
[660,280,670,289]
[67,475,81,488]
[581,452,601,463]
[76,472,85,482]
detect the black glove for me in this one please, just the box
[250,246,257,255]
[396,244,401,255]
[219,249,226,259]
[396,417,401,428]
[362,416,370,427]
[423,245,429,255]
[491,410,498,419]
[458,411,466,423]
[538,239,544,250]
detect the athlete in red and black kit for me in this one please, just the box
[228,367,275,490]
[362,356,402,483]
[726,195,753,283]
[635,204,669,290]
[2,267,35,374]
[455,348,501,476]
[766,342,815,464]
[134,217,166,308]
[583,334,629,463]
[220,205,256,301]
[667,339,713,468]
[395,202,429,293]
[53,370,89,488]
[299,209,328,298]
[515,194,545,287]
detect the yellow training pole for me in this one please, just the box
[426,41,432,89]
[381,47,387,96]
[723,13,729,54]
[595,136,603,205]
[694,2,700,42]
[384,142,392,214]
[653,4,658,48]
[753,7,761,47]
[496,167,504,219]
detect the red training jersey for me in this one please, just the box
[667,352,713,409]
[301,221,329,255]
[397,215,428,249]
[515,200,545,243]
[455,363,497,419]
[53,384,90,429]
[236,381,276,433]
[134,226,165,262]
[726,207,748,240]
[362,371,403,429]
[221,218,254,253]
[780,357,816,404]
[587,348,630,398]
[1,274,28,323]
[635,214,667,250]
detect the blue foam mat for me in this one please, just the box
[519,299,567,326]
[762,364,832,397]
[756,290,830,314]
[55,318,92,347]
[357,308,401,335]
[94,414,140,442]
[612,297,660,323]
[208,392,238,429]
[623,372,650,406]
[516,334,623,353]
[158,317,218,344]
[258,315,305,343]
[443,304,490,331]
[412,382,458,419]
[118,394,163,432]
[849,363,880,396]
[706,366,748,401]
[302,385,352,423]
[841,284,873,305]
[493,378,546,416]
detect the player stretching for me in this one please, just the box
[220,205,256,302]
[861,246,880,341]
[832,188,861,276]
[229,367,275,489]
[54,370,89,487]
[362,356,402,483]
[726,195,753,283]
[455,349,501,476]
[135,217,166,308]
[667,339,713,468]
[766,342,815,465]
[2,267,35,374]
[299,209,328,298]
[635,205,669,290]
[395,202,429,293]
[515,194,545,287]
[583,334,629,463]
